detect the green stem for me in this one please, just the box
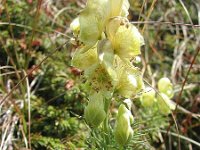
[103,97,112,149]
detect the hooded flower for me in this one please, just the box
[79,0,130,46]
[113,56,144,98]
[106,17,144,60]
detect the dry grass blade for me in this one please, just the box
[0,41,68,105]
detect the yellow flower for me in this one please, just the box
[71,46,98,70]
[79,0,130,46]
[114,57,144,98]
[106,17,144,60]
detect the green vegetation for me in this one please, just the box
[0,0,199,149]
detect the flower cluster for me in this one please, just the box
[70,0,144,146]
[70,0,144,98]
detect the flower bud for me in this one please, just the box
[70,17,80,35]
[158,77,174,98]
[84,92,106,128]
[114,104,134,146]
[140,87,156,107]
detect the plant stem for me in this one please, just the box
[103,97,112,149]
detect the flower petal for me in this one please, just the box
[114,57,144,98]
[106,18,144,60]
[79,0,110,45]
[72,46,98,70]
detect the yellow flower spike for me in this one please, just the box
[72,46,98,70]
[158,77,174,99]
[114,104,133,146]
[84,92,106,128]
[157,93,175,115]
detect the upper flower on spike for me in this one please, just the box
[106,17,144,60]
[79,0,130,46]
